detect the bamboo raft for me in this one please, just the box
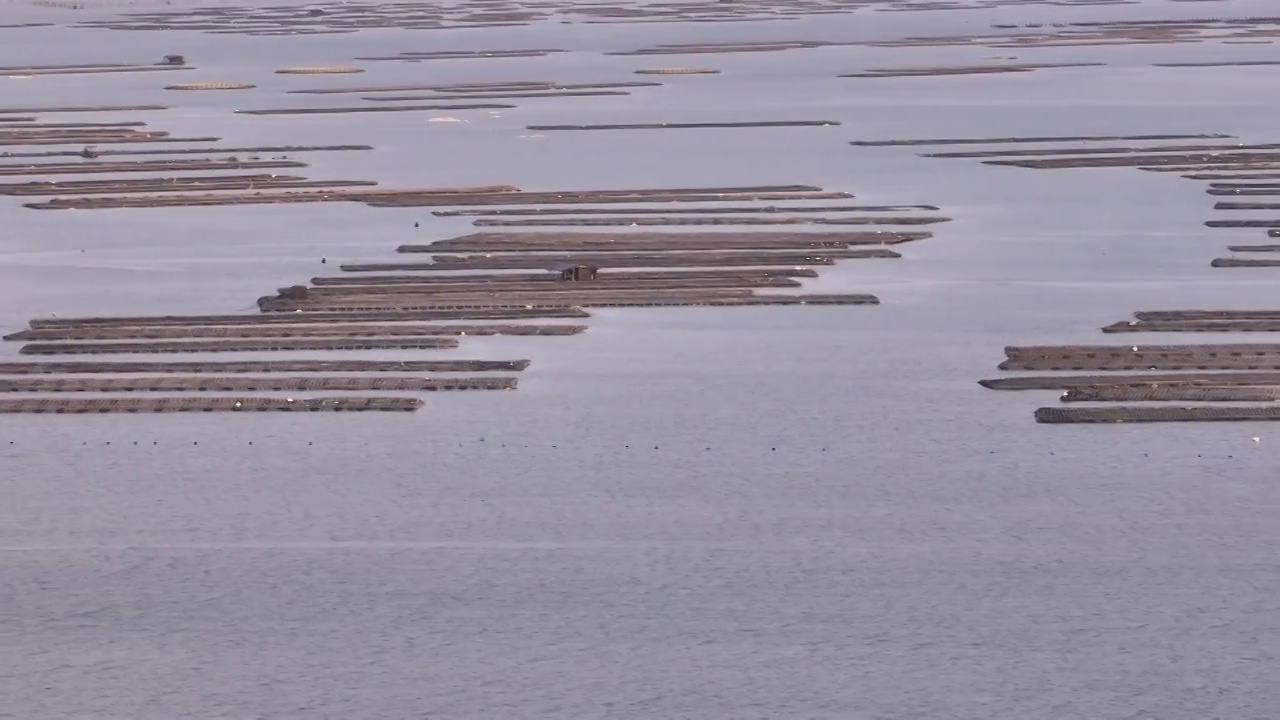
[0,176,377,196]
[0,145,373,160]
[260,293,879,311]
[0,359,529,374]
[431,205,940,217]
[6,324,586,341]
[0,135,222,147]
[20,337,462,355]
[1211,258,1280,267]
[1206,220,1280,228]
[342,250,896,272]
[289,81,658,95]
[0,159,309,177]
[848,133,1232,147]
[362,90,631,101]
[1034,406,1280,424]
[355,49,565,60]
[1061,385,1280,403]
[0,397,424,413]
[1216,203,1280,210]
[924,142,1280,159]
[526,121,840,131]
[236,103,513,115]
[296,277,801,296]
[987,152,1280,170]
[0,376,516,392]
[1000,344,1280,371]
[839,62,1099,78]
[0,105,170,114]
[467,216,947,227]
[980,371,1280,391]
[1102,318,1280,333]
[1226,245,1280,253]
[27,308,589,329]
[312,268,818,286]
[405,231,928,252]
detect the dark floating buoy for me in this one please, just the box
[321,257,326,264]
[414,222,419,228]
[161,55,186,66]
[79,146,99,159]
[307,7,325,16]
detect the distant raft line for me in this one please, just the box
[0,104,170,114]
[924,142,1280,159]
[259,294,881,312]
[341,250,897,272]
[354,49,565,60]
[432,205,940,217]
[27,188,853,211]
[526,121,841,131]
[467,216,949,227]
[0,144,373,160]
[848,133,1232,147]
[311,268,820,285]
[299,277,803,296]
[0,159,310,176]
[275,66,364,74]
[980,371,1280,391]
[0,135,222,147]
[1212,258,1280,267]
[286,81,660,95]
[0,376,516,393]
[0,359,529,374]
[361,90,631,101]
[0,397,424,413]
[1034,406,1280,424]
[166,82,256,90]
[20,337,462,355]
[409,230,930,251]
[1060,385,1280,403]
[1103,318,1280,332]
[27,308,589,329]
[0,178,378,197]
[6,323,587,341]
[236,103,513,115]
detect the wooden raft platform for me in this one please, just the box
[258,293,879,312]
[0,397,424,413]
[7,324,587,341]
[1061,385,1280,403]
[20,337,461,355]
[312,269,819,286]
[0,360,529,374]
[0,376,517,393]
[1000,344,1280,371]
[28,308,589,329]
[981,371,1280,391]
[1035,406,1280,424]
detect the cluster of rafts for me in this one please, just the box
[874,131,1280,424]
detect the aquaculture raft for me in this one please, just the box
[1035,406,1280,424]
[0,397,424,413]
[0,376,517,393]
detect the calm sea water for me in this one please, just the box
[2,1,1279,717]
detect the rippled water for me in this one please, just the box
[2,0,1280,717]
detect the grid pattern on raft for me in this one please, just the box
[0,397,424,413]
[18,337,461,355]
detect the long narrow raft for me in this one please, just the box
[1034,406,1280,424]
[312,268,819,285]
[0,360,529,374]
[0,376,517,392]
[0,397,424,413]
[431,205,940,217]
[1061,385,1280,403]
[1212,258,1280,267]
[342,250,897,272]
[6,324,586,341]
[294,277,801,296]
[980,371,1280,391]
[28,308,589,329]
[467,216,947,227]
[260,294,878,311]
[1102,319,1280,333]
[407,231,930,252]
[20,337,461,355]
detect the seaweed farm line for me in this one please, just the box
[0,397,424,413]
